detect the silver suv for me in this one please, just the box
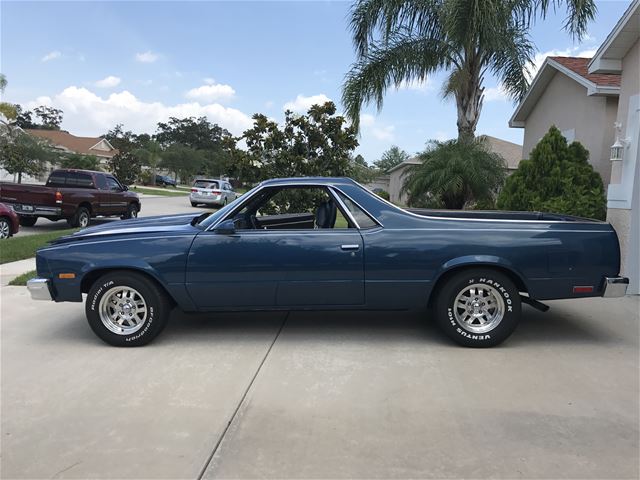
[190,179,238,207]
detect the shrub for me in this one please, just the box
[497,126,606,220]
[403,138,507,209]
[375,189,390,200]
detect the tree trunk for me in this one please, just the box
[17,171,22,184]
[455,61,484,143]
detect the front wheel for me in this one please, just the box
[434,268,521,347]
[0,218,11,238]
[86,271,171,346]
[121,203,138,220]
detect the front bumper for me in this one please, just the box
[602,277,629,298]
[27,278,53,301]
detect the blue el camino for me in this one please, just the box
[28,177,628,347]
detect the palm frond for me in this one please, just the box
[342,33,453,129]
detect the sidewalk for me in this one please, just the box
[0,258,36,286]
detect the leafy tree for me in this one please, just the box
[374,145,410,172]
[107,152,141,185]
[155,116,235,177]
[33,106,63,130]
[0,74,17,121]
[351,153,378,183]
[242,102,358,180]
[134,139,163,185]
[497,126,606,220]
[60,153,101,171]
[104,124,141,154]
[403,137,507,209]
[0,127,56,183]
[342,0,595,141]
[160,144,207,183]
[14,105,37,129]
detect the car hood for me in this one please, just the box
[49,212,209,245]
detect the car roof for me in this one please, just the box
[260,177,357,187]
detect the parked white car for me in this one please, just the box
[190,179,238,207]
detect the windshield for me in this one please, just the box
[198,184,261,228]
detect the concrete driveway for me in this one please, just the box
[1,287,638,479]
[16,194,206,236]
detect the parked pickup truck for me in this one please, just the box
[26,177,628,348]
[0,169,140,228]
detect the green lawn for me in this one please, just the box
[8,270,37,286]
[132,186,188,197]
[0,228,78,264]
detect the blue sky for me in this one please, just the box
[0,0,632,162]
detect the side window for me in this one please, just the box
[106,177,121,191]
[95,174,107,190]
[46,172,67,187]
[335,191,378,229]
[225,183,233,191]
[233,187,352,230]
[76,173,93,188]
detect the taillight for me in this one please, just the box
[55,191,63,204]
[211,190,221,195]
[191,188,198,193]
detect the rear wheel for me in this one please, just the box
[434,268,521,347]
[85,271,170,347]
[19,216,38,227]
[68,207,91,228]
[0,218,11,238]
[191,202,198,207]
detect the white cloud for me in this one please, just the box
[41,51,61,62]
[483,84,509,102]
[265,100,275,109]
[529,45,597,80]
[135,51,159,63]
[25,86,253,137]
[283,93,332,113]
[94,76,121,88]
[185,83,235,102]
[203,77,216,85]
[360,113,395,141]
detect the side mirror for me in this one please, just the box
[122,185,129,191]
[214,219,236,235]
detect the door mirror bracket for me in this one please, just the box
[214,219,236,235]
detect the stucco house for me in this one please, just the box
[385,135,523,204]
[509,56,621,183]
[510,0,639,294]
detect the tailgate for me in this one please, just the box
[0,183,57,208]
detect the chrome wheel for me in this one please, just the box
[453,283,505,334]
[0,219,10,238]
[79,212,90,228]
[98,286,148,335]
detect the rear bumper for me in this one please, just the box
[7,203,62,217]
[27,278,53,301]
[602,277,629,298]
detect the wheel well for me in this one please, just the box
[80,268,177,307]
[428,264,528,308]
[130,201,140,211]
[78,202,92,215]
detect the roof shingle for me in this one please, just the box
[25,129,117,157]
[550,56,621,87]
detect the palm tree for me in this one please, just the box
[0,73,17,121]
[402,137,507,209]
[342,0,596,142]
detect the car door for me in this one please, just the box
[103,176,127,215]
[185,186,365,309]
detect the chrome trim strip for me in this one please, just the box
[329,185,383,228]
[351,180,602,225]
[327,186,360,229]
[602,276,629,298]
[27,278,53,301]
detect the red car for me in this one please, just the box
[0,202,19,239]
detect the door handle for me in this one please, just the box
[340,244,360,251]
